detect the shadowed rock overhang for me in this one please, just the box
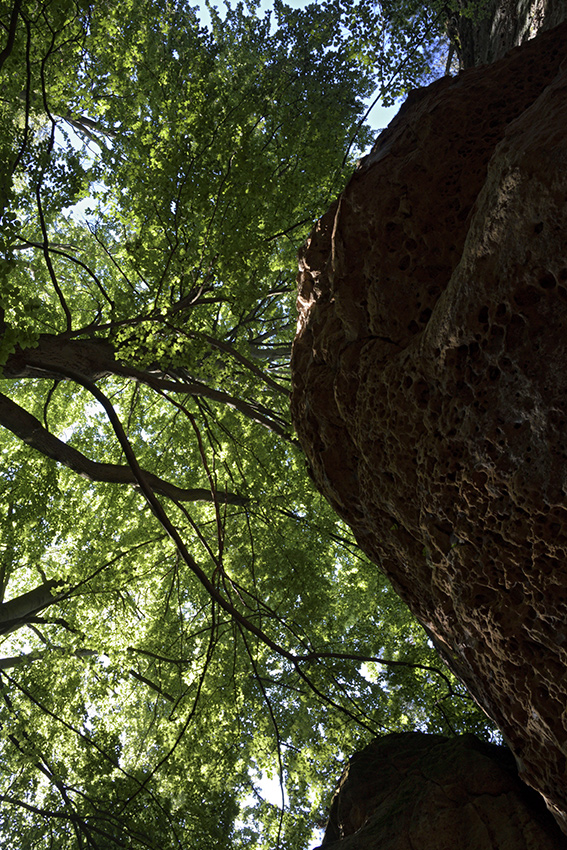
[318,733,566,849]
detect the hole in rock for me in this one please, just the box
[539,272,556,289]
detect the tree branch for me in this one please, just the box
[114,365,292,441]
[163,323,289,396]
[0,648,97,670]
[0,392,246,506]
[296,651,455,692]
[0,0,21,72]
[54,368,301,665]
[3,335,292,440]
[0,580,65,635]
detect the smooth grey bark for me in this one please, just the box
[0,648,97,669]
[0,580,65,635]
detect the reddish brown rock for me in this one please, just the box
[291,23,567,833]
[318,733,566,850]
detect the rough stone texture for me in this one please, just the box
[456,0,567,68]
[291,23,567,833]
[317,733,566,850]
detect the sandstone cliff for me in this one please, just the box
[318,733,565,849]
[291,22,567,833]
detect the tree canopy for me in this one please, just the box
[0,1,495,847]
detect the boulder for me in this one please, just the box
[291,22,567,832]
[318,733,566,850]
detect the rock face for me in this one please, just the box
[291,23,567,833]
[318,733,566,850]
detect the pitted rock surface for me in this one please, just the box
[318,733,566,850]
[291,23,567,833]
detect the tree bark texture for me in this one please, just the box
[454,0,567,68]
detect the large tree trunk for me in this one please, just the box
[291,18,567,836]
[454,0,567,68]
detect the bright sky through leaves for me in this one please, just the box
[196,0,402,133]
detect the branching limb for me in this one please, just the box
[54,367,301,664]
[0,391,247,506]
[0,579,65,635]
[114,365,292,440]
[14,237,115,310]
[162,322,289,396]
[296,650,455,693]
[0,647,97,670]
